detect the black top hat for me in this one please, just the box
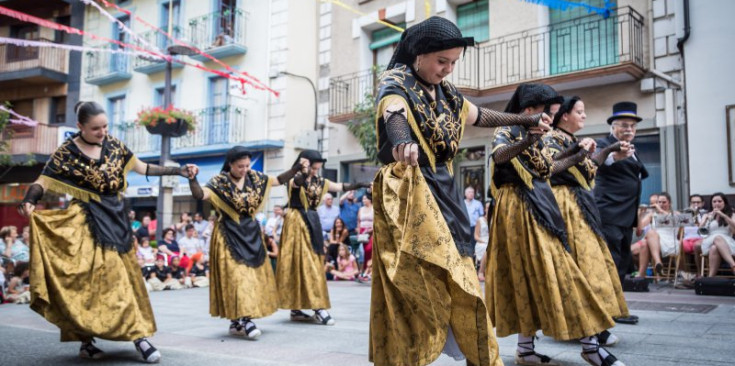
[607,101,643,124]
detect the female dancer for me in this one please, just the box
[545,96,631,347]
[188,146,307,339]
[700,193,735,276]
[369,17,552,366]
[18,101,196,363]
[486,85,624,366]
[276,149,370,325]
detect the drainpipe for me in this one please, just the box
[676,0,691,201]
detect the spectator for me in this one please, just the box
[137,215,151,239]
[265,205,284,243]
[637,192,678,277]
[629,193,659,277]
[327,217,349,263]
[329,244,359,281]
[148,256,172,291]
[175,212,193,241]
[188,252,209,288]
[266,236,279,273]
[1,226,29,263]
[339,190,361,235]
[158,228,181,264]
[169,256,191,289]
[137,237,157,266]
[20,226,30,245]
[463,186,484,247]
[357,193,374,271]
[129,210,142,232]
[178,224,203,263]
[318,193,341,239]
[192,212,208,238]
[202,213,216,258]
[700,193,735,276]
[5,261,30,304]
[148,215,158,238]
[474,201,491,271]
[680,194,706,277]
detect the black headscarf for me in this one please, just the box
[504,83,562,114]
[552,96,582,127]
[387,16,474,70]
[221,146,253,173]
[294,149,327,166]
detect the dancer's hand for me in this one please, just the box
[393,142,419,167]
[612,141,634,161]
[298,158,309,173]
[17,202,35,217]
[539,113,552,130]
[180,164,198,179]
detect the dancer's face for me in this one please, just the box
[559,100,586,133]
[310,162,322,177]
[414,47,463,85]
[229,157,251,179]
[77,113,108,145]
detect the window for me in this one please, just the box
[107,96,126,132]
[457,0,489,43]
[155,86,177,108]
[370,23,405,68]
[50,96,67,124]
[160,0,181,45]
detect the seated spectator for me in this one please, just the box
[638,192,679,276]
[188,252,209,288]
[5,261,30,304]
[358,194,374,271]
[169,256,192,289]
[178,224,202,268]
[318,193,340,241]
[266,236,278,273]
[137,237,157,266]
[474,201,491,271]
[202,213,217,259]
[175,212,193,241]
[137,215,152,239]
[700,193,735,276]
[147,255,175,291]
[329,244,359,281]
[1,226,29,263]
[327,217,349,263]
[158,228,181,265]
[630,194,659,277]
[679,194,706,280]
[192,212,208,238]
[357,258,372,283]
[20,226,30,246]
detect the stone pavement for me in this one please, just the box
[1,281,734,366]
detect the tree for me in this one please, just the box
[347,91,378,163]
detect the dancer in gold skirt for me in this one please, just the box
[486,85,624,366]
[188,146,308,339]
[544,96,632,347]
[18,101,197,363]
[369,17,553,366]
[276,149,370,325]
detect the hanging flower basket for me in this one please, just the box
[136,106,197,137]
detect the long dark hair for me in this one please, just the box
[710,192,733,227]
[331,217,347,241]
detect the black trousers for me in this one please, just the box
[601,223,634,284]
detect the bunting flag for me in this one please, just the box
[80,0,161,53]
[0,37,163,58]
[518,0,614,18]
[425,0,432,19]
[96,0,277,96]
[321,0,405,32]
[0,105,39,127]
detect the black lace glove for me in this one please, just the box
[146,164,186,178]
[591,141,622,166]
[21,183,44,206]
[492,132,540,165]
[277,161,306,185]
[342,182,371,191]
[385,108,415,147]
[551,149,590,175]
[189,178,204,200]
[553,142,582,160]
[474,107,541,128]
[292,172,307,187]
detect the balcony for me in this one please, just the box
[0,38,68,87]
[187,8,248,62]
[115,105,248,157]
[1,123,61,164]
[84,45,132,86]
[448,6,646,98]
[328,7,646,121]
[132,28,186,74]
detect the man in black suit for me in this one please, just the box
[595,101,648,325]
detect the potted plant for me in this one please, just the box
[136,105,197,137]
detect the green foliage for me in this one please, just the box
[0,101,12,155]
[347,91,378,164]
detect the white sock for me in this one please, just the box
[517,334,545,362]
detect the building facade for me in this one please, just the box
[323,0,712,208]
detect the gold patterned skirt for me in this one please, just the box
[28,202,156,342]
[209,222,278,319]
[485,185,614,341]
[275,209,330,310]
[552,186,629,318]
[370,163,501,366]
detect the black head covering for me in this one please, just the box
[387,16,474,70]
[552,96,582,128]
[607,101,643,124]
[221,146,253,173]
[296,149,327,166]
[504,83,561,114]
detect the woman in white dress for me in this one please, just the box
[474,201,491,271]
[638,192,679,276]
[700,193,735,276]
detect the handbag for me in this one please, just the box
[356,233,370,243]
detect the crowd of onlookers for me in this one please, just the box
[0,225,31,304]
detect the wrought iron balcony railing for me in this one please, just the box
[84,44,132,85]
[0,38,68,76]
[132,27,186,73]
[187,8,248,61]
[328,68,381,119]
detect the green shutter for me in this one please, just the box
[549,0,618,75]
[369,23,405,50]
[457,0,489,43]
